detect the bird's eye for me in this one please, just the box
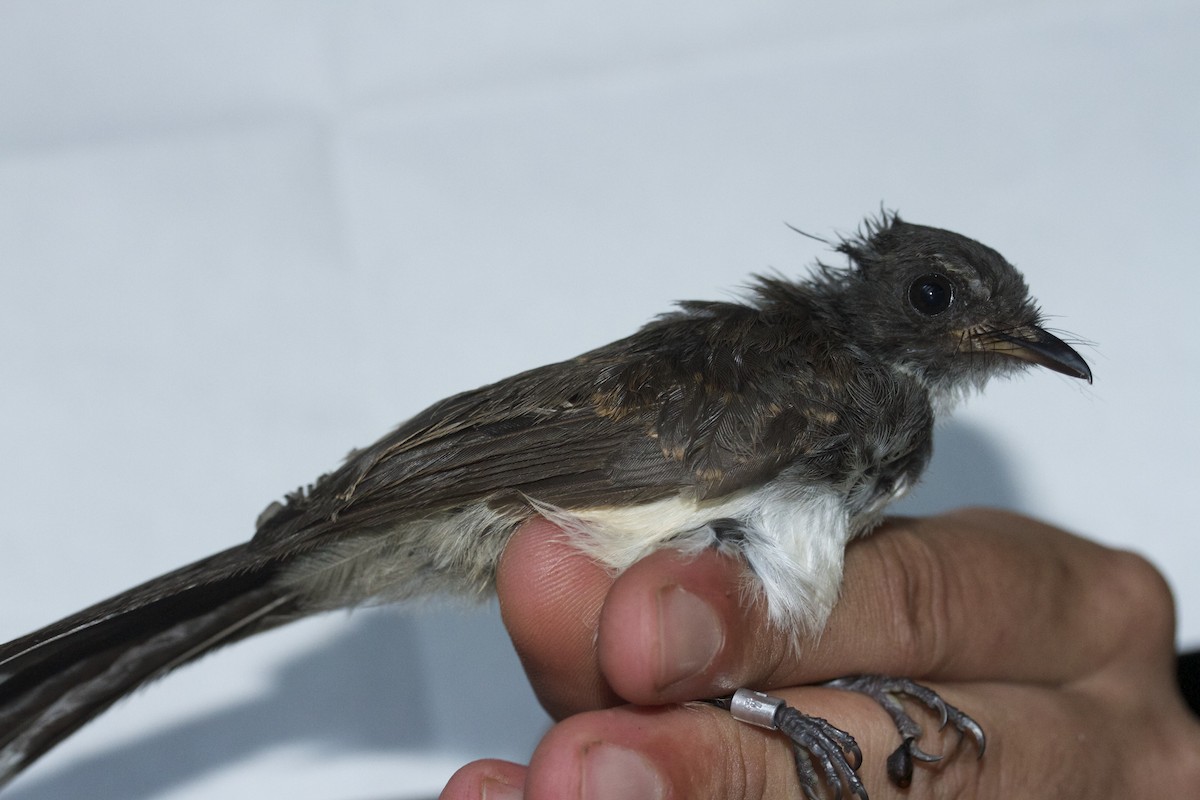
[908,274,954,316]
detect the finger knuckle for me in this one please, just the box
[1092,548,1175,648]
[1117,714,1200,797]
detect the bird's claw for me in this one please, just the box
[718,689,867,800]
[718,677,984,797]
[777,704,868,800]
[825,674,986,787]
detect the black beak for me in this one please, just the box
[979,326,1093,383]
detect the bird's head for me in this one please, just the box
[824,213,1091,403]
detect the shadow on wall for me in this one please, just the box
[7,420,1015,800]
[892,419,1023,515]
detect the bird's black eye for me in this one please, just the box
[908,274,954,316]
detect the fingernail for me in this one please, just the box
[582,743,665,800]
[655,584,723,689]
[482,776,523,800]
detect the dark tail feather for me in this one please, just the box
[0,544,299,786]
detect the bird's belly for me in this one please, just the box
[533,481,853,641]
[277,502,520,609]
[279,481,854,643]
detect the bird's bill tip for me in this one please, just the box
[978,327,1093,383]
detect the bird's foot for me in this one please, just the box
[825,674,986,787]
[714,689,868,800]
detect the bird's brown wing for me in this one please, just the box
[251,301,853,552]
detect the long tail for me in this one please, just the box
[0,544,299,786]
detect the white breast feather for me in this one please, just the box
[530,482,851,642]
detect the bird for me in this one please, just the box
[0,212,1091,797]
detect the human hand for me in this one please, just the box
[440,509,1200,799]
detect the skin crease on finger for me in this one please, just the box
[468,510,1200,799]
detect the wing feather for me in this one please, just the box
[250,295,869,552]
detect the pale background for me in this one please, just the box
[1,1,1196,798]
